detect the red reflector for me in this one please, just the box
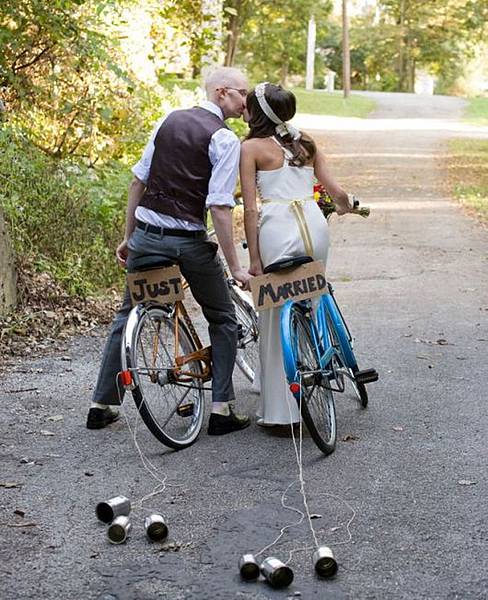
[289,382,301,394]
[120,370,133,386]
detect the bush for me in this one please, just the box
[0,126,129,298]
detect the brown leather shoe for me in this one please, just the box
[208,406,250,436]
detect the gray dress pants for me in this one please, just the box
[92,226,237,406]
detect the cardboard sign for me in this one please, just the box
[250,260,327,311]
[127,265,185,306]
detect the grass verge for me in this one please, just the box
[447,138,488,222]
[291,89,376,118]
[464,97,488,127]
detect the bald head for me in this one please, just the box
[205,67,248,101]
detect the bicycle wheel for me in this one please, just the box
[281,301,337,455]
[229,283,259,382]
[321,294,368,408]
[123,304,205,450]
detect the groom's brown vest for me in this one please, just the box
[138,107,229,225]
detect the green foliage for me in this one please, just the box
[448,138,488,222]
[0,126,129,296]
[376,0,488,92]
[464,97,488,127]
[224,0,333,84]
[291,89,375,118]
[154,1,224,77]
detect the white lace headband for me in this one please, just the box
[255,82,301,141]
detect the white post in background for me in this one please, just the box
[306,15,316,90]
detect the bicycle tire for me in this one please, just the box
[123,304,205,450]
[229,284,259,383]
[281,301,337,455]
[320,295,368,408]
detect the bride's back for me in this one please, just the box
[244,136,314,172]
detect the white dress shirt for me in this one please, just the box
[132,101,240,231]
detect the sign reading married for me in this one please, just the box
[127,265,185,306]
[250,260,328,311]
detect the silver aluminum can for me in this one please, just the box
[260,557,294,588]
[107,515,131,544]
[313,546,338,578]
[96,495,131,523]
[238,554,260,581]
[144,514,169,542]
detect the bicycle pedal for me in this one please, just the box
[354,369,378,384]
[177,403,194,417]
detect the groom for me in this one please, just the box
[86,66,252,435]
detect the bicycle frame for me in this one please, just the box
[281,292,357,395]
[121,300,212,389]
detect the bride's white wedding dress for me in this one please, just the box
[255,139,330,425]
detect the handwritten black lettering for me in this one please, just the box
[147,283,160,298]
[293,279,304,296]
[307,276,317,293]
[316,274,326,290]
[132,278,147,302]
[168,278,181,294]
[159,281,170,295]
[258,283,278,307]
[276,282,293,301]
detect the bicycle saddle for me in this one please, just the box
[129,254,176,272]
[263,256,313,274]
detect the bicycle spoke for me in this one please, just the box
[128,306,205,449]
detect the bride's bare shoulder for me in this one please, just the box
[241,138,262,156]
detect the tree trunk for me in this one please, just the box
[397,0,406,91]
[0,207,17,314]
[280,61,289,87]
[224,14,239,66]
[342,0,351,98]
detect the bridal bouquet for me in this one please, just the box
[313,184,370,218]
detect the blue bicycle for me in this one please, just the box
[273,246,378,456]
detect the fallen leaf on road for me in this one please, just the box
[415,338,451,346]
[342,434,359,442]
[47,415,63,422]
[458,480,477,486]
[392,426,404,432]
[40,430,55,436]
[0,482,22,488]
[84,472,94,477]
[13,509,25,517]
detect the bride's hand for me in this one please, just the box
[249,260,263,276]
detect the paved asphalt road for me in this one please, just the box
[1,92,487,600]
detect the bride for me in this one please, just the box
[240,82,354,426]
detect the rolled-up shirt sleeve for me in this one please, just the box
[131,116,166,184]
[206,128,240,208]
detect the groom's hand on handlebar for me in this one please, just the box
[232,267,253,290]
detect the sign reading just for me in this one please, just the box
[250,260,327,311]
[127,265,185,306]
